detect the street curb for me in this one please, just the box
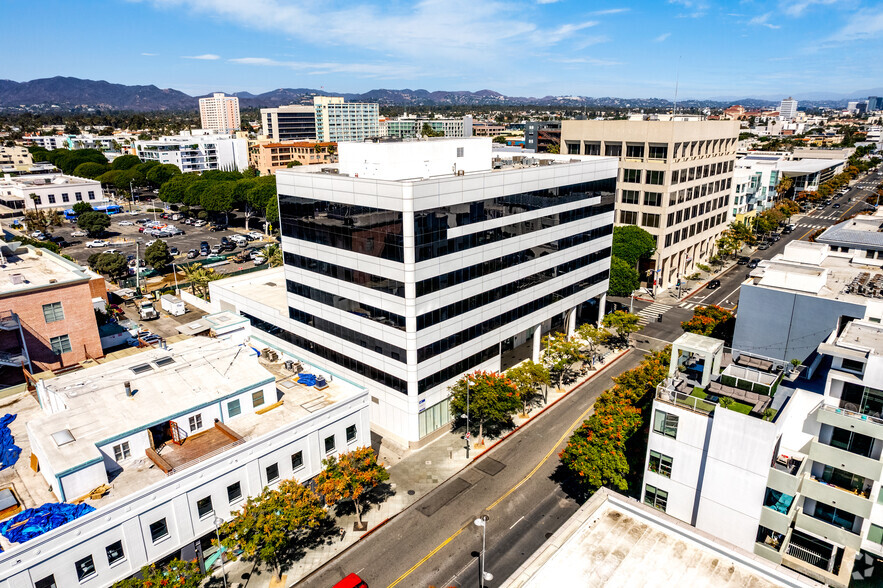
[290,347,634,587]
[469,346,633,462]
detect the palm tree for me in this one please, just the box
[265,244,282,267]
[29,193,39,211]
[181,263,222,300]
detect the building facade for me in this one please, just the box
[0,146,32,168]
[260,105,318,142]
[247,141,335,176]
[382,115,473,139]
[0,173,106,211]
[561,119,740,290]
[779,98,799,121]
[218,138,615,446]
[0,336,370,587]
[135,130,248,173]
[199,93,241,134]
[0,244,105,386]
[20,136,68,150]
[313,96,380,143]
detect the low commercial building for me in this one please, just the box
[213,137,616,446]
[0,146,32,168]
[0,173,106,212]
[135,130,248,173]
[0,335,369,587]
[0,243,105,387]
[247,141,335,176]
[471,121,506,137]
[816,209,883,261]
[505,489,817,587]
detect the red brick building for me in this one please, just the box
[0,245,105,385]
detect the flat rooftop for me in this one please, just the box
[14,334,364,516]
[0,245,96,297]
[747,240,883,303]
[837,320,883,355]
[505,490,814,588]
[817,210,883,247]
[0,173,98,188]
[210,267,287,313]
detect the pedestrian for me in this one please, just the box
[339,527,346,542]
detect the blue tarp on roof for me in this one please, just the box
[0,503,96,543]
[0,414,21,471]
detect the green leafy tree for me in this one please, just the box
[542,332,586,387]
[612,225,656,266]
[111,558,204,588]
[144,239,172,272]
[449,371,521,443]
[506,360,550,414]
[77,210,110,236]
[145,163,181,187]
[95,169,123,188]
[72,161,108,179]
[602,310,641,347]
[110,154,142,170]
[576,323,607,366]
[88,252,128,281]
[421,123,444,137]
[314,447,390,525]
[201,182,235,223]
[71,201,93,216]
[219,479,329,581]
[608,256,640,296]
[680,304,736,343]
[158,173,198,204]
[287,160,303,167]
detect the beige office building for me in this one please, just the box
[561,119,740,290]
[199,92,241,133]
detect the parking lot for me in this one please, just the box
[16,207,276,275]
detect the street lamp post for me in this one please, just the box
[473,515,492,587]
[129,180,135,212]
[462,376,471,459]
[213,516,227,588]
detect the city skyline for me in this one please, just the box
[4,0,883,100]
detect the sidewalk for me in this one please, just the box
[210,347,632,588]
[637,255,742,306]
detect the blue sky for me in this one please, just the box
[5,0,883,99]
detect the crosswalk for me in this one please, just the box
[679,302,700,310]
[636,302,673,326]
[795,223,830,230]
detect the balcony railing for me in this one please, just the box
[819,402,883,427]
[0,310,20,331]
[786,541,832,572]
[656,381,714,415]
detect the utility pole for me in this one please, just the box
[129,180,135,212]
[464,376,471,459]
[135,240,141,293]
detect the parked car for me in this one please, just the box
[31,231,45,239]
[169,247,179,256]
[231,235,248,246]
[782,226,792,234]
[187,249,199,259]
[200,240,210,250]
[86,240,108,248]
[210,224,228,232]
[247,231,263,241]
[253,254,267,265]
[146,240,157,247]
[105,249,121,255]
[193,219,207,227]
[118,220,134,226]
[748,258,760,268]
[737,256,750,265]
[71,230,88,237]
[706,279,721,290]
[757,242,770,250]
[210,245,222,255]
[833,203,841,208]
[333,574,368,588]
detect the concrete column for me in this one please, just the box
[532,326,542,363]
[566,307,577,338]
[597,293,607,326]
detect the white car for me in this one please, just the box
[86,240,108,248]
[105,249,121,256]
[31,231,45,239]
[117,220,134,226]
[247,231,263,241]
[146,240,158,247]
[71,230,88,237]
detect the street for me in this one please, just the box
[299,348,660,588]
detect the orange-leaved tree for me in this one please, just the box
[314,446,389,525]
[680,304,735,343]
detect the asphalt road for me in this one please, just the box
[300,349,655,588]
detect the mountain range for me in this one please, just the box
[0,76,878,112]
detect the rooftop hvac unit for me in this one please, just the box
[9,273,23,285]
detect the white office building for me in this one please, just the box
[213,137,615,446]
[0,334,370,587]
[261,105,318,142]
[135,130,248,173]
[779,98,799,121]
[199,93,241,134]
[313,96,380,143]
[0,173,106,211]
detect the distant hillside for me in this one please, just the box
[0,76,865,112]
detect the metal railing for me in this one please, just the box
[819,402,883,426]
[0,310,20,331]
[656,381,715,415]
[786,542,830,571]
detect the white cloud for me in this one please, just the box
[536,0,561,3]
[552,20,598,37]
[141,52,158,56]
[668,0,709,17]
[749,12,781,28]
[826,8,883,43]
[654,32,671,42]
[588,8,630,15]
[781,0,838,17]
[182,53,220,60]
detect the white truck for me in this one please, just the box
[138,300,158,320]
[160,294,186,316]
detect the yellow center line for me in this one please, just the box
[387,356,629,587]
[798,228,814,241]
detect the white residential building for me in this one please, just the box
[313,96,380,142]
[68,134,138,153]
[20,136,68,150]
[0,335,370,587]
[0,146,32,168]
[199,93,241,134]
[135,130,248,173]
[0,173,106,211]
[212,137,616,446]
[779,98,799,121]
